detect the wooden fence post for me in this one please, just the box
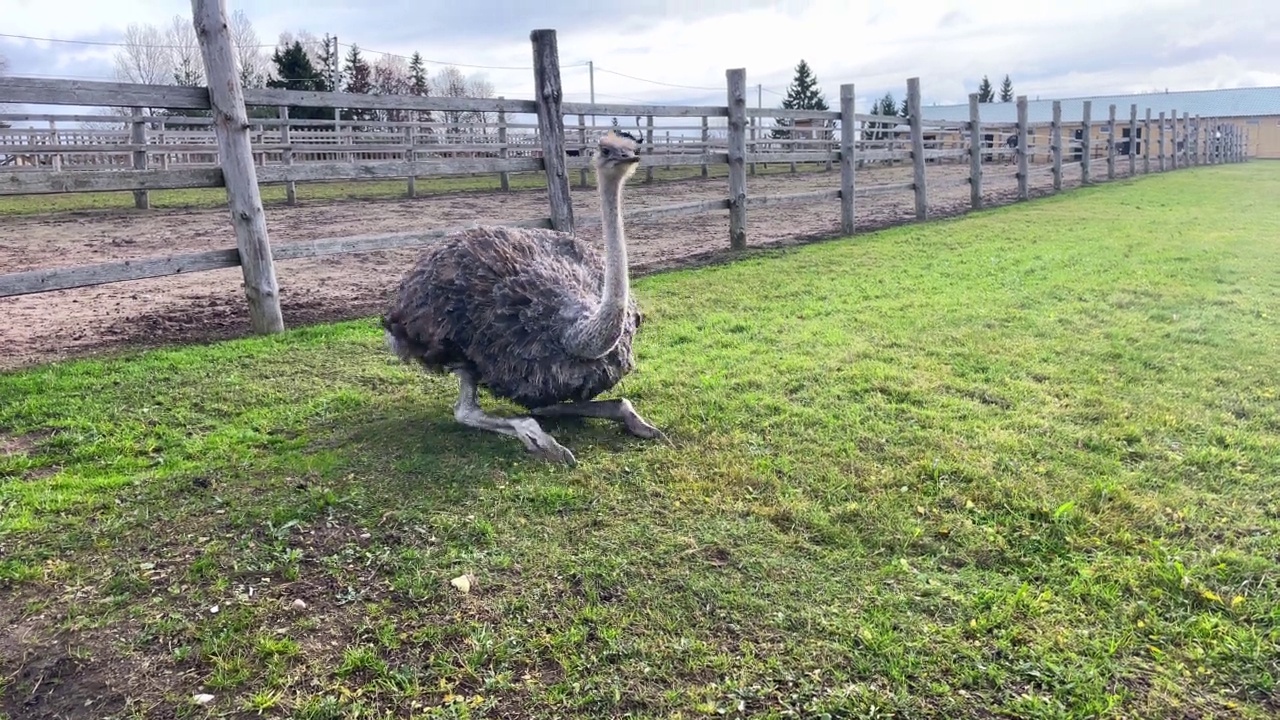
[968,93,983,209]
[279,106,297,204]
[1106,103,1116,180]
[1128,104,1137,176]
[1016,95,1029,200]
[1170,109,1178,170]
[578,113,588,188]
[1051,100,1063,192]
[404,123,416,198]
[1181,111,1190,167]
[906,77,927,221]
[130,107,150,209]
[644,114,654,183]
[700,116,709,178]
[530,29,574,233]
[192,0,284,334]
[726,68,748,251]
[1193,115,1201,165]
[839,83,856,234]
[497,97,510,191]
[1143,108,1152,173]
[749,112,757,176]
[1080,100,1092,184]
[1158,111,1166,172]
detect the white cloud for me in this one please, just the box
[2,0,1276,114]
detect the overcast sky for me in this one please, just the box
[3,0,1278,114]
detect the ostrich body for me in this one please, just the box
[381,132,663,465]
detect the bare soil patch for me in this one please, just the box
[0,162,1089,370]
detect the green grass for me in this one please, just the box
[2,163,1279,719]
[0,162,823,217]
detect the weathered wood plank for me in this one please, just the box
[561,101,726,118]
[907,77,927,221]
[193,0,284,334]
[840,83,857,234]
[725,68,748,251]
[1158,111,1166,172]
[530,29,574,233]
[0,168,224,195]
[746,108,840,121]
[0,249,242,298]
[1128,104,1138,175]
[1106,103,1116,180]
[1016,95,1029,200]
[243,88,535,114]
[1051,100,1063,192]
[969,93,983,209]
[1144,108,1152,172]
[1080,100,1092,184]
[744,151,836,164]
[130,108,150,209]
[1181,111,1190,167]
[564,153,725,170]
[747,189,841,207]
[0,76,211,109]
[281,106,298,204]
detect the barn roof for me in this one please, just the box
[919,86,1280,124]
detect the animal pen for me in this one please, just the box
[0,15,1253,366]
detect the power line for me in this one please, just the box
[592,66,721,92]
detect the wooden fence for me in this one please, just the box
[0,5,1253,335]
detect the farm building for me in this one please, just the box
[919,85,1280,160]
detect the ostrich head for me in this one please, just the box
[594,131,641,183]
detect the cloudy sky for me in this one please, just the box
[2,0,1278,115]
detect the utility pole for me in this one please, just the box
[588,60,595,127]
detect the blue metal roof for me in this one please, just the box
[920,86,1280,124]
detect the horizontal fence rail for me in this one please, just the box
[0,18,1252,335]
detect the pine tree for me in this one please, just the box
[343,44,373,121]
[407,51,433,123]
[999,74,1014,102]
[771,59,829,140]
[977,75,995,103]
[317,34,340,92]
[267,41,328,121]
[899,97,909,118]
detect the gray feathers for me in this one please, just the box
[381,225,643,410]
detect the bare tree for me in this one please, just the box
[430,65,494,136]
[113,23,171,86]
[229,9,267,88]
[371,55,411,122]
[166,14,204,86]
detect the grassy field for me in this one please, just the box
[2,163,1278,719]
[0,162,820,217]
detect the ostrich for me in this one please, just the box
[381,131,663,466]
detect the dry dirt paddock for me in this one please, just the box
[0,161,1102,370]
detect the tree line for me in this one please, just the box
[105,12,494,130]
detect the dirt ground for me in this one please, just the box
[1,161,1109,370]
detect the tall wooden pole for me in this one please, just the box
[191,0,284,334]
[530,29,574,233]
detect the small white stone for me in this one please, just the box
[193,693,215,705]
[291,599,307,611]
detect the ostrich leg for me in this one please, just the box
[531,398,667,442]
[451,368,576,466]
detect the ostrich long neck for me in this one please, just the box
[564,175,629,359]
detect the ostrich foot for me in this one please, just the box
[452,369,577,466]
[532,398,669,443]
